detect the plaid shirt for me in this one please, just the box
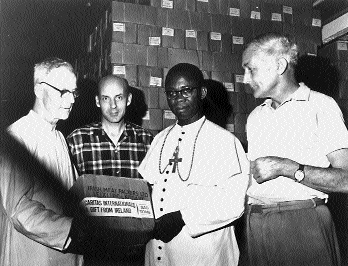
[66,122,153,179]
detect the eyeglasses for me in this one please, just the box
[40,82,79,98]
[165,86,200,99]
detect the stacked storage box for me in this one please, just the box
[75,0,322,148]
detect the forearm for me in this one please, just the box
[281,158,348,193]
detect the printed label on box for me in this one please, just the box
[233,36,244,45]
[229,8,240,17]
[197,0,208,2]
[164,110,176,119]
[283,6,292,14]
[161,0,173,9]
[149,37,161,46]
[337,42,348,51]
[312,18,321,27]
[150,76,162,87]
[250,11,261,20]
[307,53,317,56]
[113,23,125,32]
[224,82,234,91]
[271,13,282,22]
[162,27,174,37]
[210,32,222,41]
[186,30,197,38]
[113,65,126,75]
[235,74,244,83]
[82,197,153,218]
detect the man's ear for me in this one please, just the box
[34,83,44,99]
[95,95,100,107]
[127,93,132,106]
[200,87,207,100]
[277,57,288,75]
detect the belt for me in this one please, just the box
[249,198,325,214]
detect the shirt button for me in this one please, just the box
[160,208,163,211]
[179,138,182,141]
[166,171,169,174]
[182,132,185,134]
[157,257,161,260]
[164,179,167,182]
[162,188,166,192]
[158,246,162,250]
[160,198,164,201]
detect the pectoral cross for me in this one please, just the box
[169,146,182,173]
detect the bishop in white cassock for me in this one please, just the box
[138,63,249,266]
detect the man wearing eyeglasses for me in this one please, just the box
[1,57,83,266]
[137,63,250,266]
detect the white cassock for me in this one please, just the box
[138,116,249,266]
[1,110,83,266]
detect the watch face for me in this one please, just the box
[295,170,305,182]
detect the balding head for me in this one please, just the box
[98,75,129,96]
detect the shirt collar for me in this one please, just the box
[174,116,206,131]
[97,121,130,139]
[29,110,56,131]
[261,83,310,108]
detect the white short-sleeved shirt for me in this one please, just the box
[247,83,348,203]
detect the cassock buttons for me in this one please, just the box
[158,246,162,250]
[157,257,161,260]
[162,188,166,192]
[160,208,163,211]
[166,171,169,174]
[179,138,182,141]
[181,131,185,134]
[164,179,167,182]
[160,198,164,201]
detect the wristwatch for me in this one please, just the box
[294,164,305,182]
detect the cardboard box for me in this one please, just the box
[162,109,176,129]
[282,5,293,24]
[112,22,137,44]
[201,51,213,71]
[69,174,154,249]
[161,28,185,49]
[234,73,245,93]
[159,89,170,109]
[157,8,190,29]
[142,108,163,130]
[146,46,158,67]
[137,25,162,46]
[318,41,348,62]
[211,14,231,34]
[138,66,163,87]
[139,87,159,108]
[185,30,208,51]
[112,65,138,87]
[158,47,169,68]
[174,0,195,11]
[168,48,202,69]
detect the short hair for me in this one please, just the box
[97,75,129,96]
[244,33,299,68]
[165,63,204,88]
[34,57,75,85]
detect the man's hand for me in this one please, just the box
[153,211,185,243]
[251,156,297,184]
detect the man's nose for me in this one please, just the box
[243,72,251,84]
[111,99,117,108]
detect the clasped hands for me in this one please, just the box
[153,211,185,243]
[251,156,297,184]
